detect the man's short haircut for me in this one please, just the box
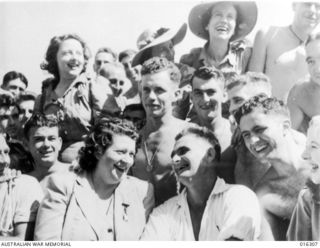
[96,47,117,61]
[119,49,137,62]
[2,71,28,88]
[191,66,225,89]
[24,113,60,140]
[175,125,221,161]
[0,94,15,108]
[98,61,125,78]
[17,92,37,105]
[306,32,320,46]
[226,71,272,94]
[141,57,181,84]
[234,95,290,125]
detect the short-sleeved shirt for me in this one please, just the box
[0,175,43,236]
[141,177,263,241]
[180,40,251,74]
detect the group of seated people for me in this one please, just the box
[1,0,320,241]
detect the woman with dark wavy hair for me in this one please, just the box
[35,34,107,163]
[34,116,154,241]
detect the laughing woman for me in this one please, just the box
[34,116,154,241]
[35,34,108,163]
[180,1,257,74]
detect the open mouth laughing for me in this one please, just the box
[250,141,270,156]
[174,160,190,175]
[114,163,127,173]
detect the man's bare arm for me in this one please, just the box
[249,29,269,72]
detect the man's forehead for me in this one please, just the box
[30,126,59,136]
[142,70,172,86]
[193,77,224,90]
[175,133,208,148]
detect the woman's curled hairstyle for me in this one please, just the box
[78,116,139,172]
[40,33,91,80]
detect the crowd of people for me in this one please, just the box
[0,0,320,241]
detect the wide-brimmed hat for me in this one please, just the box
[189,1,257,41]
[132,23,187,67]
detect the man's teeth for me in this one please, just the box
[253,144,267,153]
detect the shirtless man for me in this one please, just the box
[190,67,231,151]
[190,67,235,181]
[25,114,71,191]
[234,95,309,240]
[132,57,189,206]
[287,32,320,134]
[249,2,320,102]
[226,72,272,187]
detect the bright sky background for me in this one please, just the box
[0,0,294,94]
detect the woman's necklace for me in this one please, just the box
[289,25,304,45]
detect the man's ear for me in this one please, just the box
[207,147,216,162]
[58,137,63,152]
[174,89,183,101]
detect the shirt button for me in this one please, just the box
[107,228,113,233]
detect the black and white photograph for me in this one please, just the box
[0,0,320,244]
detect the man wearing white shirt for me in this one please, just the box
[140,125,272,240]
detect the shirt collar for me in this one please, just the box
[176,177,230,208]
[198,41,246,68]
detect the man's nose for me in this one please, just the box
[172,154,181,164]
[302,148,311,160]
[203,93,211,102]
[248,134,260,145]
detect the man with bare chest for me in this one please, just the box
[132,57,189,205]
[249,2,320,102]
[288,32,320,134]
[234,95,309,240]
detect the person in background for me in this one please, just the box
[34,116,154,241]
[132,23,194,120]
[35,33,107,163]
[249,2,320,102]
[287,115,320,241]
[17,91,37,126]
[0,129,43,240]
[1,71,28,100]
[288,31,320,134]
[98,62,140,112]
[181,1,257,74]
[93,47,117,75]
[119,49,140,87]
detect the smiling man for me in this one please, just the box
[190,67,231,151]
[234,95,309,240]
[25,114,71,190]
[141,125,268,240]
[132,57,189,206]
